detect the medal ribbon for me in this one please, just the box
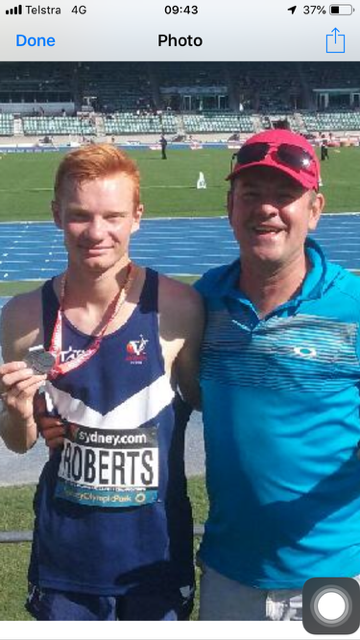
[48,262,134,380]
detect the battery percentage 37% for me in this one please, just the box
[304,5,327,13]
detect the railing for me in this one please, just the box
[0,524,205,544]
[0,530,33,543]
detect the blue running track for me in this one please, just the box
[0,213,359,316]
[0,214,360,283]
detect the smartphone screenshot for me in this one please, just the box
[0,1,360,638]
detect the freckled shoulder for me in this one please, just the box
[0,287,44,361]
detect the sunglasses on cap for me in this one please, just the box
[230,142,315,175]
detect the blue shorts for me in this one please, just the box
[26,583,194,621]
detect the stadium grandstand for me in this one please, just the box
[0,62,360,148]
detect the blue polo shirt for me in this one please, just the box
[196,238,360,588]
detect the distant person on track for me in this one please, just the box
[0,143,204,621]
[160,134,168,160]
[320,133,329,161]
[195,128,360,621]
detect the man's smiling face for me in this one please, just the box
[228,166,323,271]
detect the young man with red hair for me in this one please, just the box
[0,144,203,621]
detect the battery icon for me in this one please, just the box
[329,4,354,14]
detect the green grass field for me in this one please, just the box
[0,145,359,223]
[0,144,358,296]
[0,478,208,621]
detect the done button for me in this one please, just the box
[16,35,56,47]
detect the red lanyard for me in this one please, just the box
[48,262,134,380]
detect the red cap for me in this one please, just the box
[227,129,320,191]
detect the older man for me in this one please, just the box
[196,129,360,620]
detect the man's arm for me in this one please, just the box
[158,277,204,410]
[174,289,204,410]
[0,290,46,453]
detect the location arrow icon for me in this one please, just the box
[288,6,297,14]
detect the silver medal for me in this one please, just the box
[24,346,56,375]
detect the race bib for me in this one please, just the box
[55,423,159,508]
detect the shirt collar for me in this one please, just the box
[221,237,327,308]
